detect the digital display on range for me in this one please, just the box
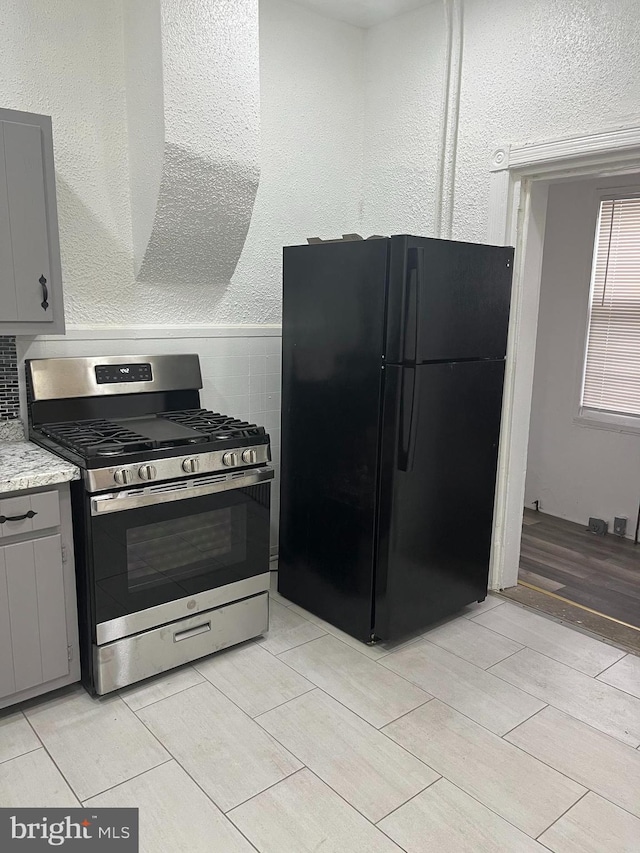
[95,363,153,384]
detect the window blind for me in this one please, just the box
[582,196,640,417]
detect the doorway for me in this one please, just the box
[486,127,640,650]
[504,174,640,651]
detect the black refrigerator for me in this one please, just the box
[278,235,513,642]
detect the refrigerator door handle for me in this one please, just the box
[403,247,424,363]
[398,366,419,472]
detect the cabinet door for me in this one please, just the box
[0,124,18,321]
[3,119,52,323]
[1,534,69,696]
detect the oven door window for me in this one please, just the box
[127,506,245,593]
[90,483,270,626]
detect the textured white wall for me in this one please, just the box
[453,0,640,242]
[361,3,445,237]
[232,0,365,323]
[0,0,135,324]
[357,0,640,244]
[4,0,640,324]
[0,0,362,326]
[525,176,640,534]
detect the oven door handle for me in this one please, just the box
[90,467,274,516]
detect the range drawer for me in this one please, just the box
[0,490,60,539]
[93,592,269,694]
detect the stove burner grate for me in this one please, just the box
[160,409,266,441]
[37,409,267,462]
[39,419,157,457]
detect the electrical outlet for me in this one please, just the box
[588,517,608,535]
[614,516,627,537]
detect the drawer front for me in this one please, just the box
[94,593,269,694]
[0,490,60,538]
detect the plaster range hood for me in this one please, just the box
[123,0,260,287]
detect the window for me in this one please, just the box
[581,196,640,420]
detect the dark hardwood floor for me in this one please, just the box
[519,509,640,629]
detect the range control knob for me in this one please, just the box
[222,451,239,467]
[242,448,257,464]
[138,464,157,481]
[182,457,200,474]
[114,468,133,486]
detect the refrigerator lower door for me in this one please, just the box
[374,360,505,640]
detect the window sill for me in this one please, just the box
[573,409,640,436]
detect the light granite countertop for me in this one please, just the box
[0,438,80,494]
[0,420,26,442]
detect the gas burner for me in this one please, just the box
[160,409,266,441]
[95,443,154,457]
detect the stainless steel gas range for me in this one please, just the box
[26,354,272,695]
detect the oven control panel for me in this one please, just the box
[95,363,153,384]
[84,443,272,493]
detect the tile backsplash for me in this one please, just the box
[0,335,19,420]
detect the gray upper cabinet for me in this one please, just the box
[0,108,65,334]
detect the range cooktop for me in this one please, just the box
[26,355,272,493]
[37,409,267,461]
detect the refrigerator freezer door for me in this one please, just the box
[385,236,513,364]
[375,360,505,640]
[279,239,389,641]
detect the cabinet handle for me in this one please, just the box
[39,274,49,310]
[0,510,37,524]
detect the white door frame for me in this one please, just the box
[486,124,640,590]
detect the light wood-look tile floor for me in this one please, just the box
[1,575,639,852]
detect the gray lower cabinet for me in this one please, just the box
[0,483,79,708]
[0,107,65,335]
[0,535,68,694]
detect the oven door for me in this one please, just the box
[88,468,272,644]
